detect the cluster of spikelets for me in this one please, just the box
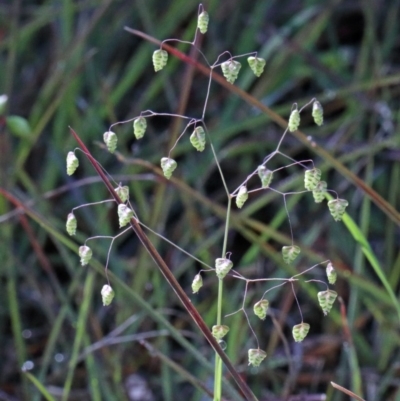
[191,254,339,367]
[65,6,347,371]
[64,182,133,306]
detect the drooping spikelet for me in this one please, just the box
[304,168,321,191]
[257,166,273,188]
[282,245,301,264]
[288,108,300,132]
[326,262,337,285]
[103,131,118,153]
[161,157,177,179]
[248,348,267,367]
[133,117,147,139]
[101,284,115,306]
[312,100,324,126]
[191,274,203,294]
[152,49,168,72]
[215,258,233,280]
[190,126,206,151]
[253,299,269,320]
[312,180,327,203]
[118,204,134,227]
[221,60,242,84]
[236,185,248,209]
[66,212,77,236]
[247,57,266,77]
[317,289,338,315]
[79,245,92,266]
[66,152,79,175]
[292,322,310,342]
[197,11,209,34]
[328,199,349,221]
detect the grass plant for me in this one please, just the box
[1,1,399,400]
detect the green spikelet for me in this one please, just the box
[292,322,310,342]
[161,157,177,179]
[236,185,248,209]
[66,151,79,175]
[103,131,117,153]
[101,284,115,306]
[312,180,327,203]
[282,245,301,264]
[191,274,203,294]
[253,299,269,320]
[248,349,267,367]
[326,262,337,284]
[133,117,147,139]
[304,168,321,191]
[312,100,324,126]
[152,49,168,72]
[79,245,92,266]
[328,199,349,221]
[190,126,206,151]
[66,212,77,236]
[118,204,134,227]
[257,165,273,188]
[212,325,229,340]
[114,185,129,203]
[215,258,233,280]
[247,57,266,77]
[197,11,209,34]
[317,289,337,315]
[288,108,300,132]
[221,60,242,84]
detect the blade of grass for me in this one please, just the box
[23,372,57,401]
[326,193,400,322]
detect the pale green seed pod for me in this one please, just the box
[248,348,267,367]
[288,108,300,132]
[152,49,168,72]
[326,262,337,285]
[312,180,327,203]
[257,165,273,188]
[66,151,79,176]
[191,274,203,294]
[114,185,129,203]
[215,258,233,280]
[133,117,147,139]
[312,100,324,126]
[161,157,177,179]
[212,325,229,340]
[79,245,92,266]
[66,212,77,236]
[304,168,322,191]
[190,126,206,151]
[101,284,115,306]
[221,60,242,84]
[247,57,266,77]
[236,185,248,209]
[103,131,117,153]
[292,322,310,342]
[197,11,209,34]
[253,299,269,320]
[282,245,301,264]
[118,204,134,227]
[328,198,349,221]
[317,289,338,315]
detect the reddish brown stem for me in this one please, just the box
[124,27,400,227]
[69,127,258,401]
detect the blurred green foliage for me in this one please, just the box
[1,0,399,400]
